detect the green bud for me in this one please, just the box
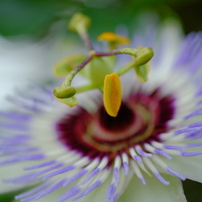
[53,54,85,77]
[53,86,76,99]
[68,13,91,33]
[135,47,154,66]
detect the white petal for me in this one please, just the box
[118,174,186,202]
[0,37,51,109]
[162,155,202,183]
[0,162,31,194]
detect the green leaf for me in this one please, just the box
[183,179,202,202]
[0,189,25,202]
[0,184,42,202]
[0,0,83,37]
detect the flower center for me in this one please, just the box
[56,89,175,158]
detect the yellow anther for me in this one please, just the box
[103,73,122,117]
[98,32,130,45]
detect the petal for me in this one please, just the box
[162,155,202,183]
[0,163,30,194]
[118,174,186,202]
[149,19,183,82]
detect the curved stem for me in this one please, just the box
[80,31,94,51]
[62,55,93,88]
[116,60,136,76]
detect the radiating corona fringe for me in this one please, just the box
[103,73,122,117]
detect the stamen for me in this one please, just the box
[98,32,130,50]
[103,73,122,117]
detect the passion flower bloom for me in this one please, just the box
[1,14,202,202]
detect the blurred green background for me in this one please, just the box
[0,0,202,39]
[0,0,202,201]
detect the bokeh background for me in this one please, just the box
[0,0,202,201]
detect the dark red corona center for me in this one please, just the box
[56,89,175,160]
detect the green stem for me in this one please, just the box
[95,50,119,57]
[62,55,93,88]
[116,60,136,76]
[79,30,94,51]
[76,83,96,93]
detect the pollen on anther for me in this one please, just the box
[103,73,122,117]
